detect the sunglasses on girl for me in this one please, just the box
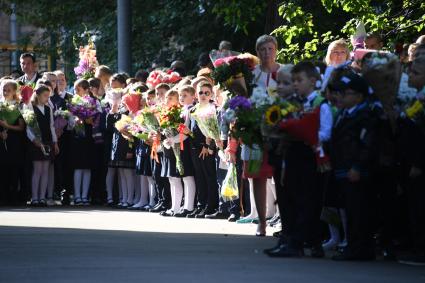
[198,91,211,96]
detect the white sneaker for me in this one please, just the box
[46,199,56,206]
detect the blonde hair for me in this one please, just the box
[165,89,179,98]
[325,39,350,66]
[0,79,20,101]
[178,85,196,96]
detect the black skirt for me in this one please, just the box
[29,141,55,161]
[68,135,94,169]
[160,138,194,178]
[136,141,152,176]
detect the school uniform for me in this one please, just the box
[89,97,108,204]
[50,91,73,203]
[68,120,95,170]
[135,140,152,177]
[398,97,425,259]
[331,101,377,260]
[369,101,400,255]
[271,91,332,256]
[28,104,56,161]
[188,106,219,216]
[107,112,135,169]
[0,114,25,205]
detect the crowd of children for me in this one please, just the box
[1,33,425,266]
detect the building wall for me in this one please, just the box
[0,11,49,77]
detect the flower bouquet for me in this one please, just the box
[0,101,21,125]
[278,101,331,172]
[74,40,99,79]
[361,51,402,131]
[20,84,34,105]
[261,100,301,138]
[159,105,185,175]
[53,109,71,136]
[68,95,100,136]
[191,103,222,148]
[211,53,259,97]
[114,114,136,143]
[146,70,182,89]
[21,107,50,156]
[403,89,425,132]
[122,92,142,115]
[133,107,161,161]
[105,88,125,106]
[220,163,239,202]
[223,95,263,174]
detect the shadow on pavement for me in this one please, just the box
[0,226,424,283]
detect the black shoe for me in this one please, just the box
[267,215,280,226]
[205,211,229,219]
[174,209,193,218]
[382,248,396,261]
[150,205,167,213]
[263,236,287,254]
[311,244,325,258]
[187,208,202,218]
[194,208,207,219]
[332,248,375,261]
[228,214,240,222]
[273,230,283,238]
[159,210,174,217]
[266,244,304,258]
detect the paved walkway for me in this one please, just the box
[0,207,424,283]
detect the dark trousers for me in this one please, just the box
[283,142,323,248]
[0,162,21,205]
[152,153,171,207]
[270,154,285,224]
[191,147,218,212]
[372,165,400,248]
[338,178,375,255]
[406,174,425,254]
[90,143,107,204]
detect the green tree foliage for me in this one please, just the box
[272,0,425,63]
[0,0,267,77]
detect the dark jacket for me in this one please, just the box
[331,102,377,179]
[17,72,42,85]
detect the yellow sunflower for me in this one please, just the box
[265,105,282,125]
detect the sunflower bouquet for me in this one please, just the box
[402,90,425,132]
[262,100,301,137]
[159,105,185,175]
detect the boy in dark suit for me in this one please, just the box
[330,72,377,260]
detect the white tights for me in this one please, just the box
[168,176,196,213]
[119,168,135,205]
[133,176,157,207]
[74,169,91,201]
[31,161,50,201]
